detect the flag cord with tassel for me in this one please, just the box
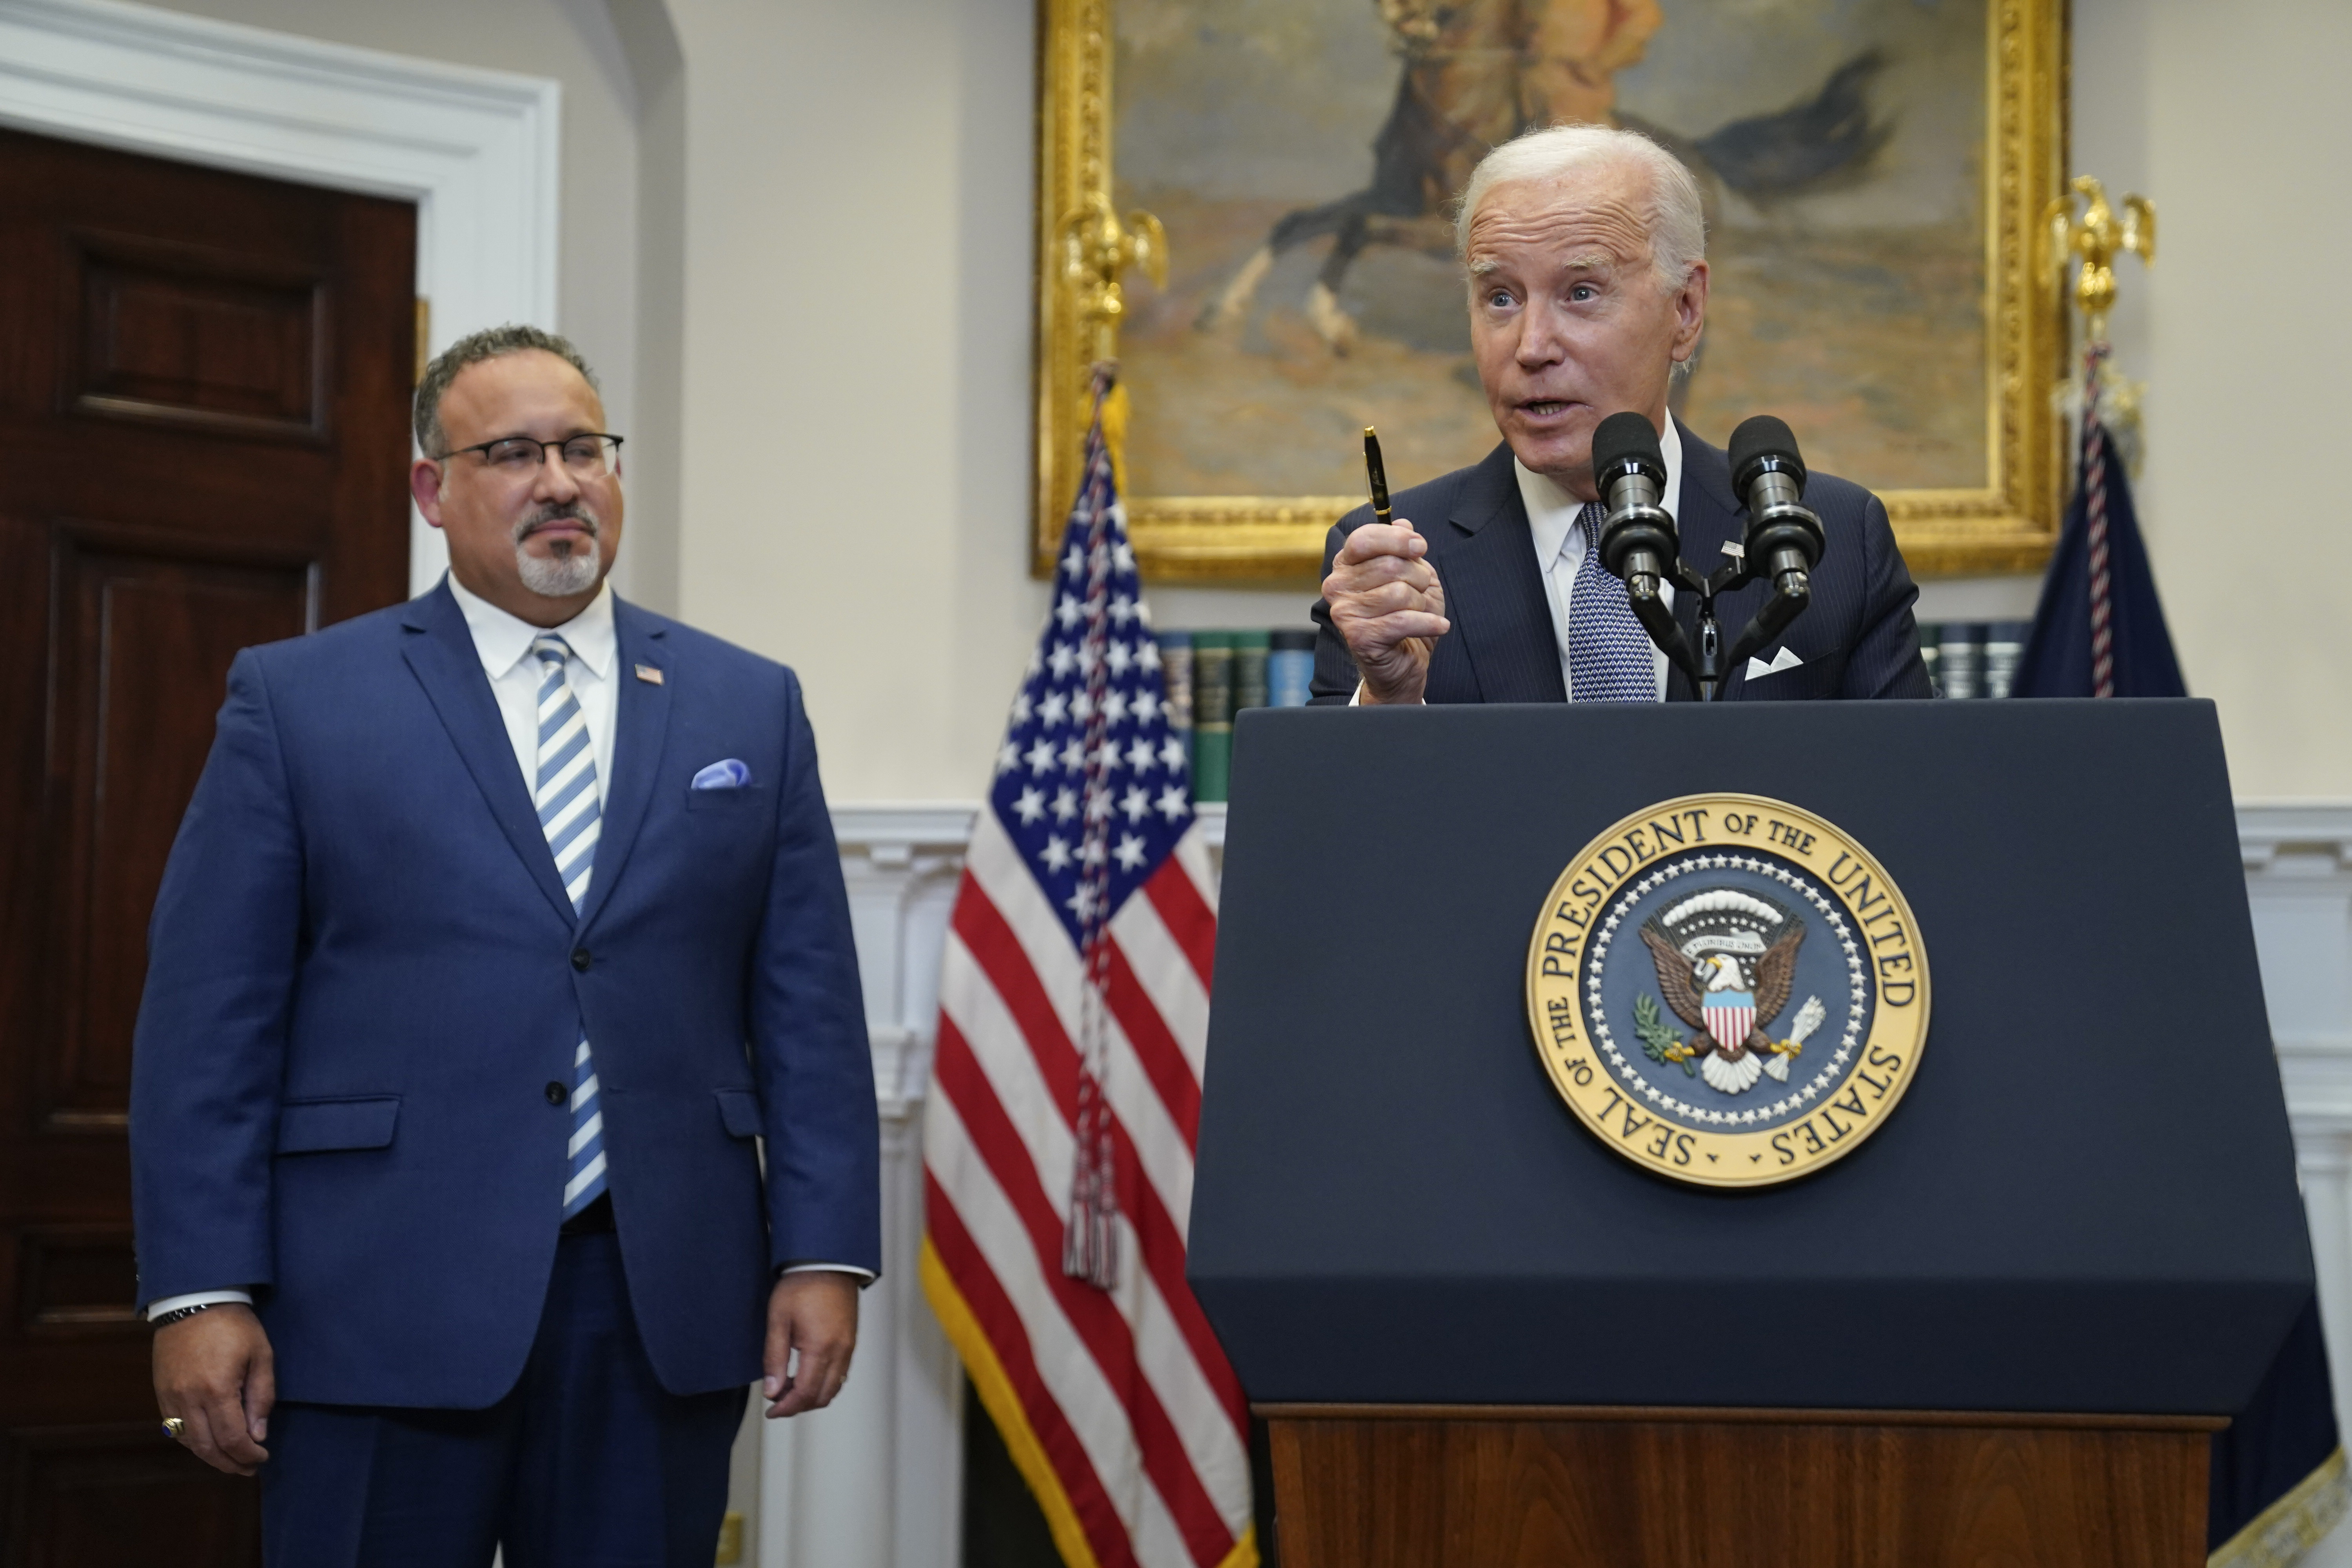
[2080,340,2116,699]
[1063,368,1122,1291]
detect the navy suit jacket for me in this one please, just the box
[1310,423,1932,703]
[129,581,880,1407]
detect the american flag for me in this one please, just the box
[920,390,1255,1568]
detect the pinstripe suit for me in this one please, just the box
[1309,423,1933,704]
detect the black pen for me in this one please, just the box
[1363,426,1394,528]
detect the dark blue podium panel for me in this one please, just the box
[1187,700,2312,1415]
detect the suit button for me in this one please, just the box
[545,1081,568,1105]
[571,948,591,972]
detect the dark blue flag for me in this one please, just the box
[2025,365,2348,1562]
[2012,371,2186,699]
[2210,1297,2347,1563]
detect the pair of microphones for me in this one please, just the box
[1588,412,1828,699]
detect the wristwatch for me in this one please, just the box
[149,1302,220,1329]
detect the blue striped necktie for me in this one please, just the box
[1568,502,1662,703]
[532,634,607,1218]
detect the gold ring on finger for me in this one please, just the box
[161,1416,187,1440]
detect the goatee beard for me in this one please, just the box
[513,505,602,598]
[517,537,601,597]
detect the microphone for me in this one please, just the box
[1592,412,1677,605]
[1727,416,1826,598]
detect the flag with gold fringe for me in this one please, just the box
[2022,341,2345,1566]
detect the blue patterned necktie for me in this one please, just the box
[1567,502,1661,703]
[532,634,607,1218]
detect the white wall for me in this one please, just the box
[2074,0,2352,799]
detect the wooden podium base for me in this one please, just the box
[1261,1404,2224,1568]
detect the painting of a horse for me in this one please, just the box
[1112,0,1988,504]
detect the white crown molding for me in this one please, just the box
[0,0,562,595]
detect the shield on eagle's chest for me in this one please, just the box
[1703,991,1756,1051]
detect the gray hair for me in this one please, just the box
[414,323,600,457]
[1454,123,1707,292]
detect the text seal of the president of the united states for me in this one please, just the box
[1524,793,1930,1188]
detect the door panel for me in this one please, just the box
[6,1425,260,1565]
[73,235,328,437]
[41,532,315,1132]
[0,126,414,1564]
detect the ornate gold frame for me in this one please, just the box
[1034,0,2068,581]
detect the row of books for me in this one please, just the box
[1152,619,2037,805]
[1919,621,2033,701]
[1157,630,1317,803]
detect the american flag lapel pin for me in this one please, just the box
[634,663,664,685]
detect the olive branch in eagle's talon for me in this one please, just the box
[1632,993,1698,1076]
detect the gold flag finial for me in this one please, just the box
[1060,193,1165,489]
[1061,192,1167,365]
[2043,175,2154,344]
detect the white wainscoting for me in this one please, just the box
[2243,806,2352,1568]
[771,801,2351,1567]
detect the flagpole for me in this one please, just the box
[1063,367,1124,1292]
[2043,176,2154,701]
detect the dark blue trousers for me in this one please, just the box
[260,1231,748,1566]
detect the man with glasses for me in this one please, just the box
[129,325,878,1561]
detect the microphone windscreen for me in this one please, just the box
[1729,415,1806,492]
[1590,411,1664,479]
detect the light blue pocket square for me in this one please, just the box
[691,759,752,790]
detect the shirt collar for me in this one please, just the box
[445,573,617,682]
[1515,414,1686,570]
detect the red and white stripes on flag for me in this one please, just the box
[922,387,1254,1568]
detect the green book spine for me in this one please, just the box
[1231,629,1270,715]
[1191,631,1234,804]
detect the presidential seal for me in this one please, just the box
[1524,793,1929,1188]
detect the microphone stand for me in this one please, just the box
[1592,408,1820,703]
[1644,547,1811,703]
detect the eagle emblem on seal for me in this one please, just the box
[1637,888,1827,1095]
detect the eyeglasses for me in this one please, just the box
[439,433,624,479]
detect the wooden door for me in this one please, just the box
[0,127,414,1563]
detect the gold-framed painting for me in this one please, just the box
[1033,0,2067,581]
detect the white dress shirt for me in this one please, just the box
[147,577,855,1320]
[1353,418,1681,704]
[450,573,620,804]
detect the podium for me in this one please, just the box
[1188,700,2312,1567]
